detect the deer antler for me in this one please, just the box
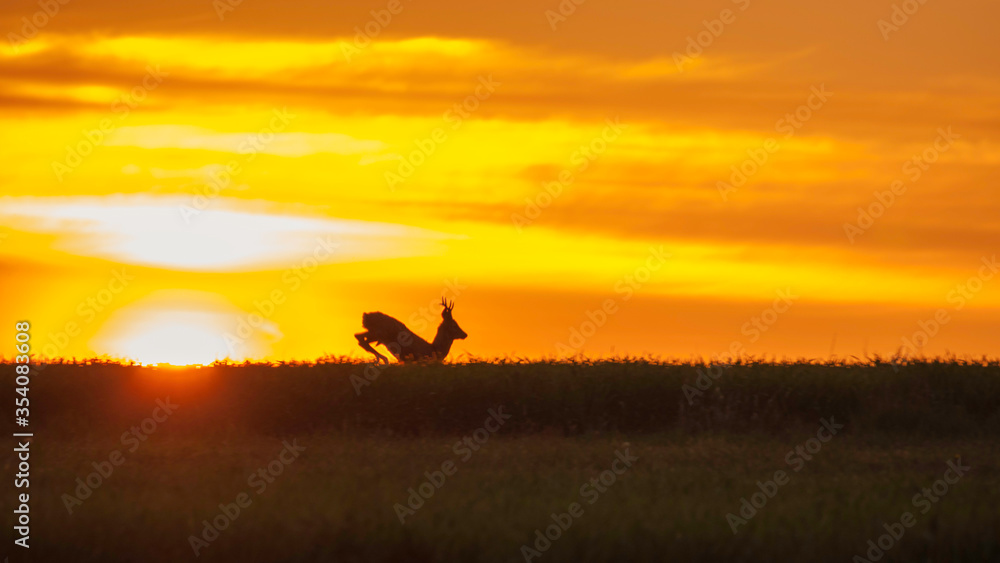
[440,298,454,312]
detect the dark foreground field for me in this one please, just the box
[2,359,999,562]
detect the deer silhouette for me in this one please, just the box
[355,298,467,364]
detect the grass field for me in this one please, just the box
[3,359,999,562]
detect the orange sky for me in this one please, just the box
[1,0,997,363]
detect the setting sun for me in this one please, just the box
[104,318,227,366]
[84,290,275,364]
[93,308,238,366]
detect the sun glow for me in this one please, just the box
[105,317,230,366]
[87,292,272,365]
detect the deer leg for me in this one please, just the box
[355,332,388,364]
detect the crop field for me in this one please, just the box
[2,359,999,562]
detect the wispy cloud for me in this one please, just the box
[107,125,386,157]
[0,195,461,271]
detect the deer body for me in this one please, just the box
[355,299,467,364]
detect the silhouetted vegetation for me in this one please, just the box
[2,359,997,562]
[16,358,1000,438]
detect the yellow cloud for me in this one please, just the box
[0,195,462,271]
[107,125,386,156]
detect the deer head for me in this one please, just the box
[439,298,467,341]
